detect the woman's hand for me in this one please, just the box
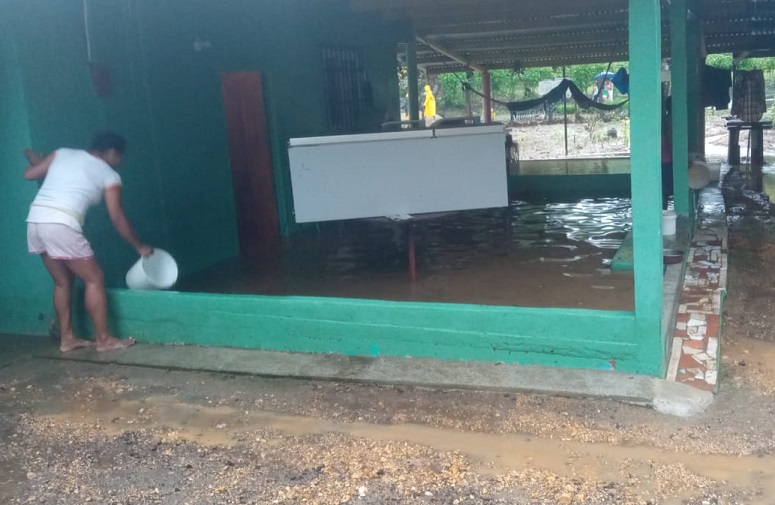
[136,244,154,257]
[24,148,44,165]
[23,151,56,180]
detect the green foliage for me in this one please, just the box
[437,72,480,109]
[423,62,632,113]
[489,70,523,100]
[513,67,556,97]
[706,54,775,73]
[568,62,628,94]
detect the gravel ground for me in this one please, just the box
[1,322,774,505]
[2,115,775,505]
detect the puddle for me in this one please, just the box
[41,395,775,499]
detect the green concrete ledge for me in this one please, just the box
[509,173,631,201]
[66,290,651,373]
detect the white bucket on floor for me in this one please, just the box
[688,161,711,189]
[662,210,677,236]
[126,248,178,290]
[707,162,721,182]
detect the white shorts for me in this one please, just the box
[27,223,94,260]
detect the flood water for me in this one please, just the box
[178,198,635,310]
[720,157,775,226]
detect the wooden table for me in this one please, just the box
[726,119,772,165]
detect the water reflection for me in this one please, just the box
[722,161,775,226]
[516,158,631,176]
[178,198,634,309]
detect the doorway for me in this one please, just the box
[221,71,280,256]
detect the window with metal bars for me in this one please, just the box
[322,46,370,134]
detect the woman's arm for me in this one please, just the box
[24,148,45,165]
[23,151,56,180]
[104,185,153,256]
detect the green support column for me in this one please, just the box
[670,0,690,216]
[406,40,420,123]
[629,0,666,376]
[686,9,703,161]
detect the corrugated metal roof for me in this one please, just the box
[349,0,775,71]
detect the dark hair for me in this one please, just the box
[91,131,126,154]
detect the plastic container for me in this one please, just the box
[688,161,711,189]
[707,162,721,182]
[126,248,178,290]
[662,210,677,236]
[663,248,684,264]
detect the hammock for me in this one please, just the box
[462,79,629,120]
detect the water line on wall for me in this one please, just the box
[83,0,93,64]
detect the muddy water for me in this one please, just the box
[723,162,775,225]
[178,198,634,310]
[45,395,775,499]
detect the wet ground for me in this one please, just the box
[1,329,774,505]
[178,198,635,310]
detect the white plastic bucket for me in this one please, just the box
[707,162,721,182]
[662,210,677,236]
[688,161,711,189]
[126,248,178,290]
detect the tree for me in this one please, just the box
[428,62,633,114]
[706,54,775,74]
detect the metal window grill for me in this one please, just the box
[322,46,368,134]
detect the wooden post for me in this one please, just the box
[406,41,420,124]
[482,70,492,123]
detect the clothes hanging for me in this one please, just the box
[611,67,629,94]
[701,65,732,110]
[731,69,766,123]
[462,79,628,121]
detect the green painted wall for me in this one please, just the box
[1,0,403,334]
[0,4,53,335]
[74,290,641,372]
[2,1,669,377]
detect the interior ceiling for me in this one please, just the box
[348,0,775,72]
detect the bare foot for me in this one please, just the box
[96,336,136,352]
[59,337,95,353]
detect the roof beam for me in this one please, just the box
[352,0,625,18]
[416,36,486,71]
[431,28,629,52]
[414,13,629,37]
